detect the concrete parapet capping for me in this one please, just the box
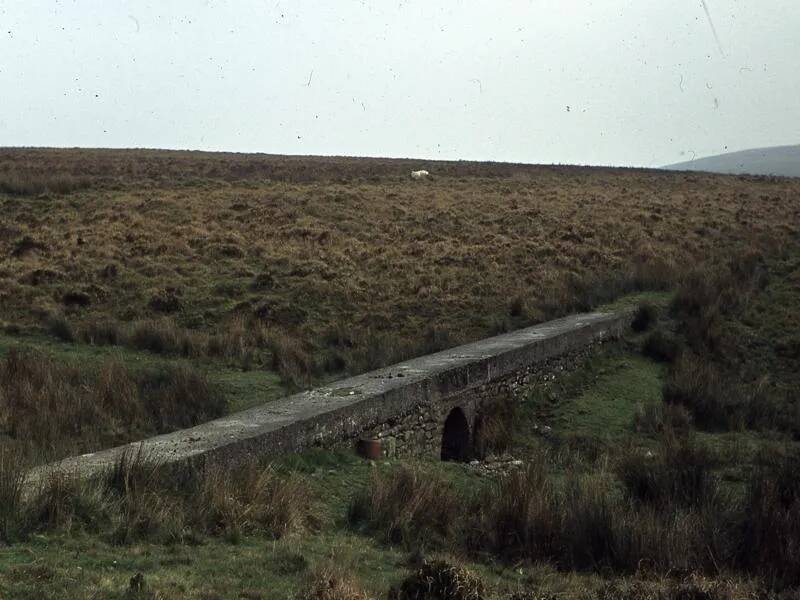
[28,309,634,483]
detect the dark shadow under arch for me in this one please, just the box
[441,407,470,462]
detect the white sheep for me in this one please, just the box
[410,170,429,180]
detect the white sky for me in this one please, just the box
[1,1,798,167]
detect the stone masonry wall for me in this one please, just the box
[28,310,633,487]
[361,340,605,460]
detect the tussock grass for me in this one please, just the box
[0,446,27,543]
[0,447,315,545]
[594,574,767,600]
[348,465,463,547]
[631,302,658,333]
[389,559,486,600]
[662,359,750,430]
[68,314,274,371]
[644,245,800,436]
[350,445,799,587]
[3,147,800,600]
[641,328,681,363]
[0,347,225,457]
[733,451,800,588]
[616,433,721,509]
[299,564,374,600]
[474,461,559,563]
[473,396,517,459]
[540,259,678,321]
[633,401,692,435]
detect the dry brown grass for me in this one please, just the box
[0,169,91,196]
[349,449,800,587]
[347,465,463,547]
[389,559,487,600]
[0,348,225,457]
[0,447,315,545]
[299,565,374,600]
[2,149,798,379]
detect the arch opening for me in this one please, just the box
[441,407,470,462]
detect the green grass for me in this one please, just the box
[0,448,490,599]
[597,290,673,313]
[524,343,664,439]
[729,248,800,389]
[555,354,662,437]
[1,525,569,599]
[0,530,408,599]
[1,268,799,597]
[1,332,797,598]
[0,445,597,599]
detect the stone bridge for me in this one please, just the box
[31,310,633,481]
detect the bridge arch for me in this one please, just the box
[441,407,470,461]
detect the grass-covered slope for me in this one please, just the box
[1,244,800,598]
[2,148,799,463]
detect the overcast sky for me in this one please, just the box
[1,1,798,167]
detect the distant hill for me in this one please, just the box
[665,145,800,178]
